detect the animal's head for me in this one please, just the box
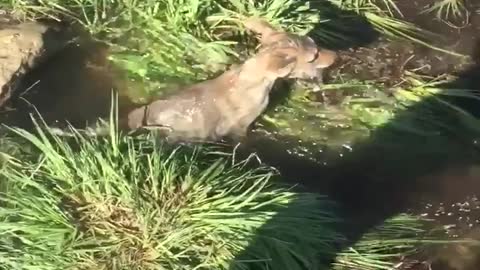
[243,17,337,80]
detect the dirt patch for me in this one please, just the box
[326,37,419,87]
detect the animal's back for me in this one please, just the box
[128,71,239,140]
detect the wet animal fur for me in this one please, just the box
[124,17,338,142]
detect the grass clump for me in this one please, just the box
[0,118,460,270]
[333,214,454,270]
[0,121,341,270]
[422,0,468,22]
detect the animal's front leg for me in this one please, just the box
[127,124,173,138]
[228,124,250,143]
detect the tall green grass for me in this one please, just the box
[334,214,453,270]
[422,0,468,22]
[0,119,465,270]
[0,119,343,270]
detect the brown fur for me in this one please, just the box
[124,17,338,142]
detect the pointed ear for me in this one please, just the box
[314,49,338,68]
[243,17,297,48]
[244,17,282,47]
[265,51,297,78]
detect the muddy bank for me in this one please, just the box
[325,36,470,88]
[324,0,480,88]
[0,21,74,107]
[395,0,480,59]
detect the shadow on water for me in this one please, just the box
[229,7,480,270]
[231,58,480,270]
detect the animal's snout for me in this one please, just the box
[315,48,337,69]
[288,47,337,81]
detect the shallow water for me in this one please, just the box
[0,37,139,131]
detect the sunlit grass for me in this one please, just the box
[422,0,468,22]
[334,214,430,270]
[335,0,403,17]
[333,214,474,270]
[0,114,466,270]
[0,118,343,270]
